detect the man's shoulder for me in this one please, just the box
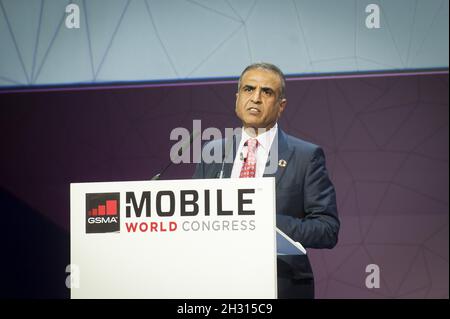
[282,131,321,154]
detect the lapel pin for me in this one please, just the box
[278,159,287,168]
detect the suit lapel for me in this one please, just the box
[221,131,241,178]
[221,159,233,179]
[263,129,294,187]
[220,128,293,183]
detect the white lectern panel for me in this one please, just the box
[70,178,276,298]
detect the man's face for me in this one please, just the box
[235,68,287,132]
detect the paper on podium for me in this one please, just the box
[276,228,306,255]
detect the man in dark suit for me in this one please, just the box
[193,62,340,298]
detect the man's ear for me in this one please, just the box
[279,98,287,114]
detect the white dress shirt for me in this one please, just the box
[231,123,278,178]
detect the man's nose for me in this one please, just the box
[251,88,262,103]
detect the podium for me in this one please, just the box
[70,177,277,299]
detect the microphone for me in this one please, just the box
[151,130,199,180]
[218,135,235,178]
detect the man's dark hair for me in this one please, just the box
[237,62,286,99]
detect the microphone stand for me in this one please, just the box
[218,135,235,178]
[151,131,199,180]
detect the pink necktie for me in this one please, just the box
[239,138,258,178]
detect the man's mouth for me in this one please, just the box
[247,107,261,114]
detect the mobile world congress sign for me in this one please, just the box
[70,178,277,299]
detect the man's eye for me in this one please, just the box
[263,90,273,96]
[244,87,253,92]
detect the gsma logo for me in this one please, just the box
[86,193,120,233]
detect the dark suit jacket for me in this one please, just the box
[193,128,340,298]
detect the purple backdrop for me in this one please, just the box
[0,72,448,298]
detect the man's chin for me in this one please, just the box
[243,123,271,134]
[243,122,263,129]
[243,117,264,126]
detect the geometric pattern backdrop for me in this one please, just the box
[0,71,447,298]
[0,0,448,88]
